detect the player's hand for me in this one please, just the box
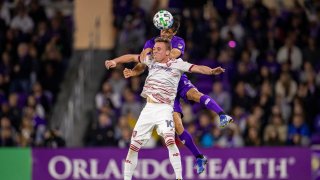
[211,67,225,75]
[105,60,116,69]
[123,68,135,78]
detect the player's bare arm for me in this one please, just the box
[190,65,225,75]
[140,48,152,61]
[127,47,182,78]
[105,54,139,69]
[170,48,182,59]
[125,48,151,77]
[123,63,147,78]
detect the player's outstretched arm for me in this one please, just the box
[105,54,139,69]
[123,63,147,78]
[190,65,225,75]
[124,48,152,77]
[170,48,182,59]
[140,48,152,62]
[126,47,182,78]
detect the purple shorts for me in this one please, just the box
[173,74,197,114]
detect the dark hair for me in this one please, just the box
[155,37,172,50]
[170,16,180,33]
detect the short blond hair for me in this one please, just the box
[155,37,172,50]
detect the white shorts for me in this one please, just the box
[131,103,175,141]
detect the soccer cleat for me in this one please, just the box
[194,157,208,174]
[219,114,233,128]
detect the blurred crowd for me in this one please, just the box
[87,0,320,149]
[0,0,71,147]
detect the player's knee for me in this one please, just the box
[164,134,176,147]
[186,88,203,102]
[129,140,144,152]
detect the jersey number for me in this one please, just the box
[165,120,174,128]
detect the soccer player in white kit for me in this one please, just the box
[105,37,225,180]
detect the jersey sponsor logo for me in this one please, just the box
[173,153,180,157]
[178,43,183,49]
[150,64,172,72]
[184,80,192,85]
[205,98,211,105]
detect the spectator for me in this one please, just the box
[7,93,22,130]
[121,88,142,119]
[198,111,214,147]
[19,116,34,147]
[232,81,253,111]
[276,37,302,71]
[264,126,284,146]
[85,113,117,146]
[31,82,51,113]
[10,43,33,92]
[264,114,287,144]
[0,1,70,148]
[0,116,16,146]
[26,95,45,119]
[220,12,245,42]
[118,127,131,148]
[217,124,244,148]
[287,114,311,146]
[43,129,66,148]
[95,81,118,111]
[29,0,47,27]
[0,127,15,146]
[245,127,261,146]
[0,0,10,26]
[303,37,320,68]
[10,7,34,34]
[275,72,298,103]
[209,81,231,113]
[107,69,127,104]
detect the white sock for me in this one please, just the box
[124,143,140,180]
[167,144,183,179]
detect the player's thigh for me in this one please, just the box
[186,88,204,102]
[156,106,175,137]
[132,110,155,141]
[173,96,183,116]
[178,75,202,103]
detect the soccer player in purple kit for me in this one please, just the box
[123,16,233,174]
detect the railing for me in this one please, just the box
[50,48,95,147]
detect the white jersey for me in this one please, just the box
[140,55,194,106]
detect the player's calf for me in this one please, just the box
[124,140,146,180]
[173,112,184,135]
[164,133,183,179]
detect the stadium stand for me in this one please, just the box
[87,0,320,148]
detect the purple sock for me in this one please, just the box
[200,95,224,114]
[178,130,202,158]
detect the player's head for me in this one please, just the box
[160,16,180,39]
[153,37,172,62]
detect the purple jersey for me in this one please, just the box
[143,36,185,58]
